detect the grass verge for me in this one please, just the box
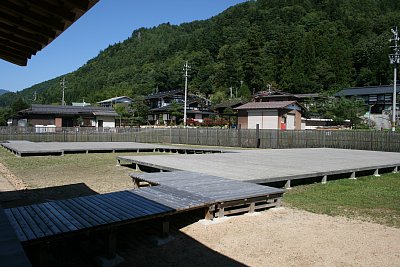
[0,147,164,207]
[283,172,400,228]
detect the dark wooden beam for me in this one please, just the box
[0,31,42,52]
[0,10,55,40]
[64,0,90,12]
[0,50,28,66]
[0,21,48,45]
[0,46,31,62]
[0,1,65,31]
[21,0,76,22]
[0,39,37,60]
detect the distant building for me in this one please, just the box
[97,96,133,108]
[13,104,118,128]
[335,85,400,114]
[235,101,304,130]
[71,102,91,107]
[144,90,214,125]
[253,90,321,110]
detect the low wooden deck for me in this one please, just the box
[0,208,31,267]
[4,186,209,244]
[1,141,225,157]
[131,171,285,218]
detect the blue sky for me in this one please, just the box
[0,0,246,92]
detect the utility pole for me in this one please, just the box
[389,26,400,132]
[60,77,66,106]
[183,61,191,126]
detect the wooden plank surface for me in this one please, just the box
[4,186,208,243]
[0,208,31,267]
[131,171,285,203]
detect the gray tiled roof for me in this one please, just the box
[144,89,182,100]
[20,105,118,116]
[97,96,133,104]
[234,101,297,110]
[335,85,400,96]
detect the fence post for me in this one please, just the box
[256,124,260,148]
[206,127,209,146]
[238,124,241,147]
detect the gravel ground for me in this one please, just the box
[117,208,400,267]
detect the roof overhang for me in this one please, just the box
[0,0,99,66]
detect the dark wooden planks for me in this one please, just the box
[131,171,285,203]
[4,187,202,243]
[0,208,31,267]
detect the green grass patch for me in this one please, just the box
[284,173,400,228]
[0,147,162,192]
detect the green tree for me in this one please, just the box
[169,101,183,125]
[11,96,29,115]
[114,103,129,127]
[241,25,265,91]
[322,97,367,127]
[131,96,149,125]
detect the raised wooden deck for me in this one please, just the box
[131,171,285,218]
[0,208,31,267]
[4,186,209,244]
[1,141,225,157]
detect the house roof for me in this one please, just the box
[293,93,320,99]
[0,0,99,66]
[213,99,244,109]
[335,85,400,97]
[234,101,300,110]
[19,104,118,117]
[97,96,133,104]
[144,89,183,100]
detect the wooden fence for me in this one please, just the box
[0,127,399,152]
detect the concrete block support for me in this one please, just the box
[321,175,327,184]
[393,166,398,173]
[374,169,380,177]
[284,180,291,189]
[349,171,356,180]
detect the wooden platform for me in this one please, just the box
[131,171,285,218]
[1,141,225,157]
[118,148,400,186]
[4,186,209,244]
[0,208,31,267]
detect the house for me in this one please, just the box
[97,96,133,108]
[253,90,321,110]
[335,85,400,114]
[213,99,245,128]
[14,104,118,128]
[144,90,214,125]
[235,101,303,130]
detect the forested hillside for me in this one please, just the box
[2,0,400,107]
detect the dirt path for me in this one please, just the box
[0,162,27,190]
[175,208,400,267]
[119,208,400,267]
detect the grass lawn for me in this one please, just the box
[283,173,400,228]
[0,147,163,207]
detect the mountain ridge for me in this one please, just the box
[1,0,399,107]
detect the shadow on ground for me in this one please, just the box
[0,183,98,208]
[1,185,245,266]
[25,210,245,267]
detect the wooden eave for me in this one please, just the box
[0,0,99,66]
